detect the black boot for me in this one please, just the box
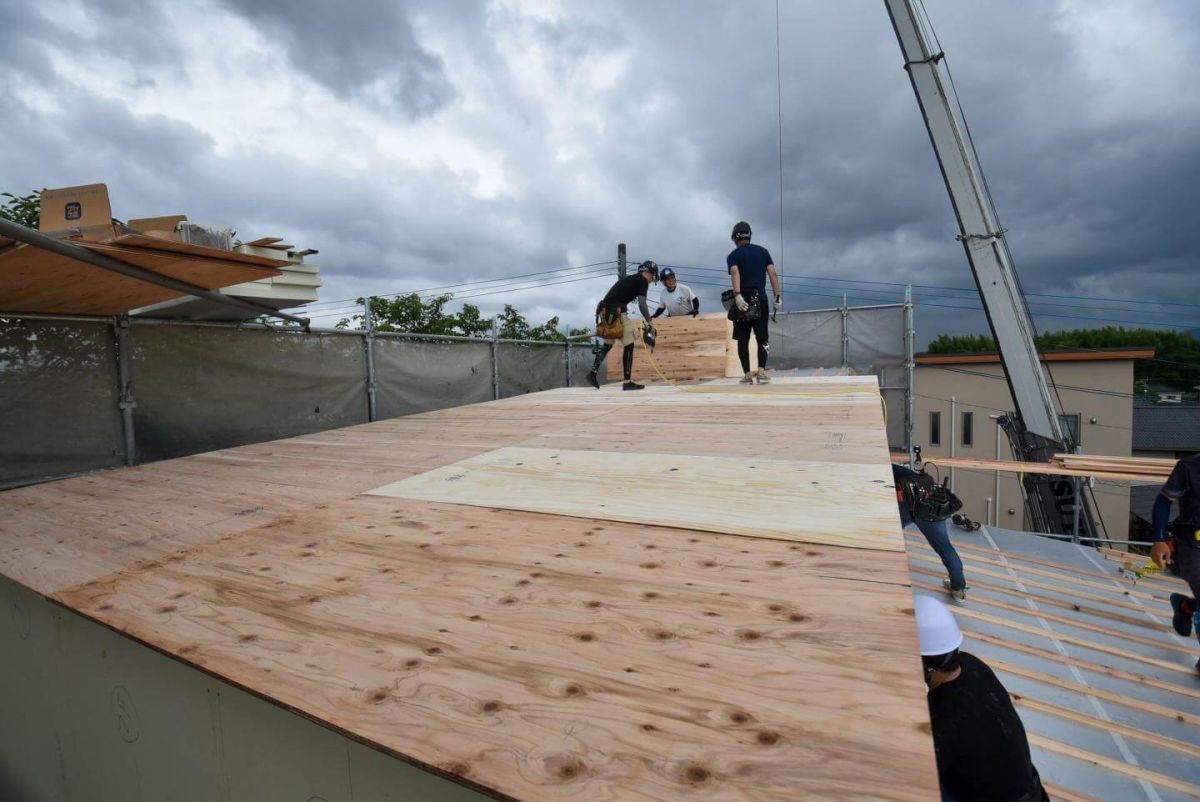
[588,343,611,390]
[621,345,642,390]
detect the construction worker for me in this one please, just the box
[587,260,658,391]
[894,463,968,601]
[726,221,781,384]
[915,595,1050,802]
[651,267,699,318]
[1149,451,1200,674]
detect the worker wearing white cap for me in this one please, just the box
[915,595,1049,802]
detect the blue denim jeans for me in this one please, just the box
[901,506,967,591]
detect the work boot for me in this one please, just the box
[755,368,771,384]
[1170,593,1194,638]
[622,381,644,391]
[943,579,967,603]
[586,370,600,390]
[739,372,754,385]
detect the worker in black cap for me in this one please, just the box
[587,260,658,391]
[726,221,781,384]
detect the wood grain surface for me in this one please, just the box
[605,313,730,383]
[1,378,941,800]
[367,446,903,551]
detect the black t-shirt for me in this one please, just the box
[726,243,773,293]
[928,652,1039,802]
[601,273,650,308]
[1163,452,1200,527]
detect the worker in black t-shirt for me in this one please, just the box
[726,221,782,384]
[587,260,658,391]
[915,595,1049,802]
[1149,452,1200,675]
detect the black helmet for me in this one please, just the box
[639,260,659,280]
[731,221,752,241]
[659,267,676,282]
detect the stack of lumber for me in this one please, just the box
[927,453,1176,483]
[1050,453,1177,480]
[606,312,732,383]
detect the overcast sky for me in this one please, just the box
[2,0,1197,344]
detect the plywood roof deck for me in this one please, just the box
[0,377,940,800]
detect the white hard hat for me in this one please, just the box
[914,594,963,656]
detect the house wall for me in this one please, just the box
[913,359,1134,537]
[0,575,489,802]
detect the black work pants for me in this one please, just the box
[732,295,769,373]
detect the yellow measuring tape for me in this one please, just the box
[633,325,888,426]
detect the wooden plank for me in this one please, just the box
[1027,733,1200,798]
[964,630,1200,702]
[367,446,904,551]
[54,496,937,802]
[102,234,288,267]
[1011,694,1200,760]
[1041,783,1105,802]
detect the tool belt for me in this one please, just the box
[1171,519,1200,543]
[722,289,762,323]
[900,470,963,523]
[595,304,624,340]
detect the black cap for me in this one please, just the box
[732,221,752,241]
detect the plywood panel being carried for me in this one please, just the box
[368,446,902,551]
[606,312,730,383]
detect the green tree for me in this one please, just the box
[337,293,492,337]
[927,327,1200,390]
[0,190,41,229]
[497,304,589,341]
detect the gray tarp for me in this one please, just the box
[498,342,568,398]
[130,325,368,461]
[0,319,124,483]
[375,337,493,418]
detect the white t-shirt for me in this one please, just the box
[656,282,697,316]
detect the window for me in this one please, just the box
[930,411,941,446]
[1059,414,1081,449]
[962,411,974,447]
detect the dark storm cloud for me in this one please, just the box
[1,0,1197,339]
[215,0,460,117]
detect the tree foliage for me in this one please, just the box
[926,327,1200,390]
[337,294,590,341]
[0,190,40,229]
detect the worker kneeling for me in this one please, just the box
[916,596,1049,802]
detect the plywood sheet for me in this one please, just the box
[606,312,730,383]
[367,446,903,551]
[56,496,935,802]
[0,240,284,315]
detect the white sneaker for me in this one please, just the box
[739,372,754,384]
[755,369,771,384]
[943,579,967,602]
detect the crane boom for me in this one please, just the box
[884,0,1099,537]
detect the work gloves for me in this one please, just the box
[774,294,783,312]
[734,293,749,312]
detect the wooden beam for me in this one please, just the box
[907,550,1163,617]
[947,605,1195,677]
[1011,694,1200,760]
[911,579,1192,655]
[1040,782,1104,802]
[989,659,1200,727]
[965,630,1200,702]
[908,565,1171,633]
[1026,733,1200,798]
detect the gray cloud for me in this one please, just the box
[215,0,460,117]
[1,0,1197,344]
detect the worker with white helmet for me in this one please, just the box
[914,595,1049,802]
